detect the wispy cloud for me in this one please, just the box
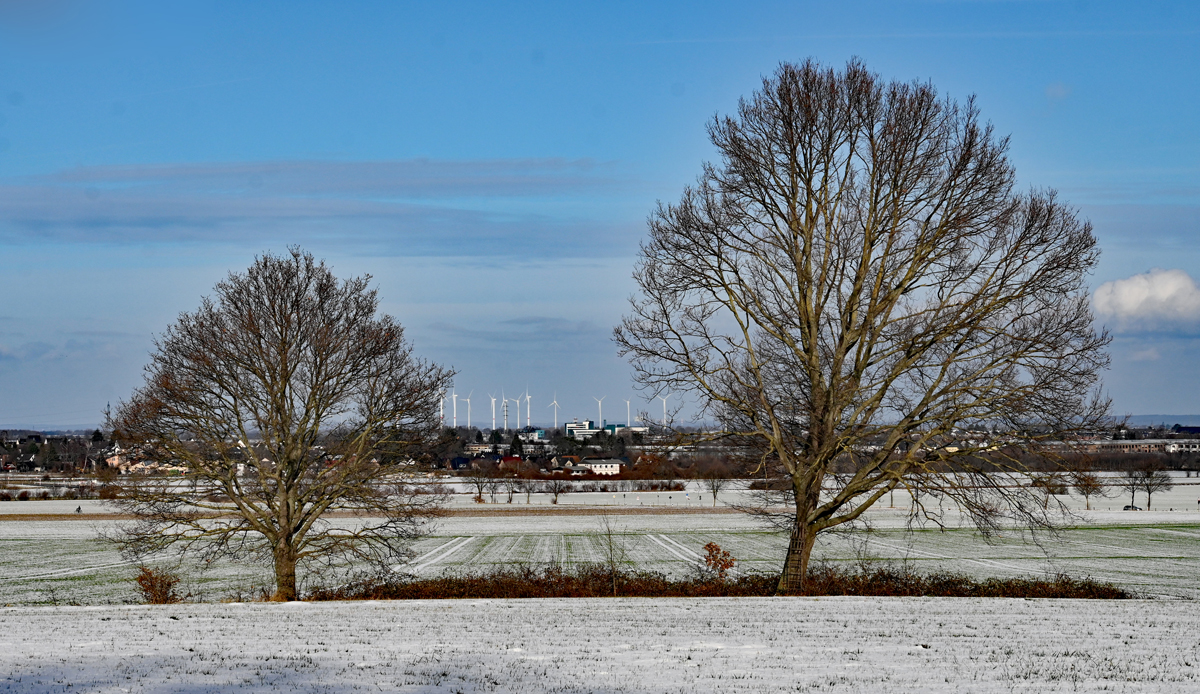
[1093,268,1200,333]
[0,159,643,257]
[41,158,623,198]
[0,336,126,365]
[428,316,604,351]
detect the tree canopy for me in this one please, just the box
[616,59,1110,592]
[108,248,453,600]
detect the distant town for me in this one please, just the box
[6,418,1200,482]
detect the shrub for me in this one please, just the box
[307,563,1132,601]
[628,480,686,492]
[703,542,736,580]
[16,490,29,501]
[134,566,184,604]
[748,478,790,491]
[98,485,120,500]
[800,563,1133,599]
[0,492,11,501]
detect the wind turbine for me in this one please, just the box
[595,396,605,428]
[438,390,446,427]
[463,391,472,429]
[524,391,532,428]
[452,390,458,429]
[624,399,631,428]
[658,393,671,425]
[547,392,560,429]
[489,393,497,431]
[502,391,509,431]
[510,396,522,430]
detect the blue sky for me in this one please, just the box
[1,1,1198,428]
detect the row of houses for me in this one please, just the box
[1063,439,1200,454]
[446,454,627,476]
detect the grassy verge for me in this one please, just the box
[307,563,1134,601]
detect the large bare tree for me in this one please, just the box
[615,59,1110,593]
[108,249,453,600]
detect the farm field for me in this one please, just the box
[1,597,1197,692]
[3,509,1200,605]
[5,471,1200,516]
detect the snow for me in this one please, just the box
[4,507,1200,605]
[1,597,1196,692]
[4,470,1199,516]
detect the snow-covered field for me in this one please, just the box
[4,510,1200,605]
[1,597,1196,693]
[2,472,1199,604]
[6,470,1200,515]
[4,490,1199,692]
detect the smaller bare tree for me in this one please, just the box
[597,512,633,596]
[695,458,733,507]
[462,464,491,503]
[1119,469,1142,509]
[1068,462,1108,511]
[503,476,519,504]
[106,249,452,600]
[541,476,573,504]
[1029,472,1069,510]
[1138,466,1174,510]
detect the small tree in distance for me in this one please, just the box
[1068,462,1108,511]
[1138,465,1174,510]
[541,476,572,504]
[695,457,733,507]
[1119,468,1144,509]
[107,249,453,600]
[462,463,492,503]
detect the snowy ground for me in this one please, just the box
[5,470,1200,515]
[3,472,1199,604]
[4,510,1200,605]
[1,597,1197,693]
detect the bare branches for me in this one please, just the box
[108,248,453,600]
[615,59,1110,593]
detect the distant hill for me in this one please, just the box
[1125,415,1200,427]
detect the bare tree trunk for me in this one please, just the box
[777,478,818,594]
[273,544,299,601]
[777,516,817,594]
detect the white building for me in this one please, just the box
[1166,441,1200,454]
[564,419,603,441]
[582,459,623,476]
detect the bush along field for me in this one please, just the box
[308,562,1134,601]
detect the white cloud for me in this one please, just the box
[0,159,641,258]
[1093,268,1200,332]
